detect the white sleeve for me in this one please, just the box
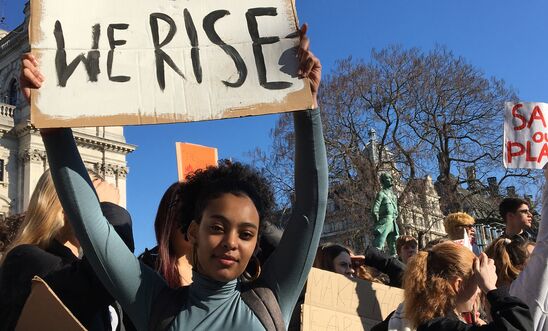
[509,169,548,331]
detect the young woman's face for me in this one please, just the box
[332,251,355,277]
[190,193,260,282]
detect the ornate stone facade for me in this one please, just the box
[0,4,136,216]
[398,176,446,246]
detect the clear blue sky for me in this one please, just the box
[4,1,548,253]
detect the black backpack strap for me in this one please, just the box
[148,286,188,331]
[240,283,286,331]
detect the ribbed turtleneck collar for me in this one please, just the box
[189,271,239,302]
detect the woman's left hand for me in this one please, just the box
[474,253,497,294]
[297,23,321,108]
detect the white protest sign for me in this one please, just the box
[504,102,548,169]
[30,0,313,128]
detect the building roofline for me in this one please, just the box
[0,22,28,59]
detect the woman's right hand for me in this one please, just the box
[20,53,44,103]
[297,24,321,109]
[473,252,497,294]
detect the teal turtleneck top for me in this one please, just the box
[42,109,328,330]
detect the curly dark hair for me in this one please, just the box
[178,160,275,237]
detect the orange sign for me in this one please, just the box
[176,142,218,182]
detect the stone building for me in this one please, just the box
[0,3,135,222]
[398,176,446,247]
[321,196,369,253]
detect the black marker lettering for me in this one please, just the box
[54,21,100,87]
[107,24,130,82]
[246,8,292,90]
[184,9,202,84]
[150,13,185,91]
[203,10,247,88]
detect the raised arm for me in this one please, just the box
[44,202,136,326]
[22,53,167,329]
[509,168,548,329]
[260,109,327,323]
[42,129,166,329]
[259,25,328,324]
[362,245,406,288]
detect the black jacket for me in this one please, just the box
[418,288,533,331]
[363,245,406,288]
[0,202,134,331]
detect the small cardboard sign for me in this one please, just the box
[301,268,404,331]
[29,0,313,128]
[504,102,548,169]
[176,142,218,181]
[16,276,86,331]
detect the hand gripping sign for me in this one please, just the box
[504,102,548,169]
[29,0,313,128]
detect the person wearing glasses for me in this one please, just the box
[444,212,476,242]
[443,212,481,256]
[499,198,535,241]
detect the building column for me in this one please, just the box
[116,166,128,208]
[19,149,46,211]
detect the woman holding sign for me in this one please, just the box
[21,24,327,330]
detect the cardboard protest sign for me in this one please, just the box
[29,0,313,128]
[504,102,548,169]
[301,268,404,331]
[176,142,218,181]
[16,276,86,331]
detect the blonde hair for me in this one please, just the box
[1,170,65,264]
[443,212,474,240]
[403,241,475,327]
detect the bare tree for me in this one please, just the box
[252,45,534,245]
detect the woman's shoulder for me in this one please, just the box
[3,244,62,270]
[5,244,52,259]
[1,244,65,295]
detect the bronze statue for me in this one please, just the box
[371,173,399,255]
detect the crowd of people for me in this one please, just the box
[0,23,544,331]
